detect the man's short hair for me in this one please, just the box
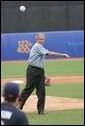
[36,33,45,40]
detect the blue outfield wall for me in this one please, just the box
[1,30,84,61]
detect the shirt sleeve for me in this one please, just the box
[37,45,49,55]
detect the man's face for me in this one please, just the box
[37,33,45,45]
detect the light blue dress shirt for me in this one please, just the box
[28,43,49,68]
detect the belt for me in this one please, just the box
[29,64,44,70]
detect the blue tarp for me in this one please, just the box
[1,30,84,61]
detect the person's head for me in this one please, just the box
[36,33,45,45]
[3,82,19,103]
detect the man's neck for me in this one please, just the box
[4,100,16,107]
[36,41,43,45]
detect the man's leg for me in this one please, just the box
[36,72,45,114]
[18,83,35,109]
[18,65,35,109]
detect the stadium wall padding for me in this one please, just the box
[1,30,84,61]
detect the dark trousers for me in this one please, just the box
[19,65,45,113]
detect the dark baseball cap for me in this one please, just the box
[3,82,19,99]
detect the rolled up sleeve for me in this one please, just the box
[37,45,49,55]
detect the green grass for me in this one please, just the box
[45,60,84,76]
[1,83,84,99]
[46,83,84,98]
[26,109,84,125]
[1,62,27,78]
[1,60,84,78]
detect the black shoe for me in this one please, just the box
[38,112,45,115]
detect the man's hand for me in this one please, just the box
[45,75,51,86]
[63,54,69,58]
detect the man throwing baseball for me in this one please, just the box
[18,33,69,115]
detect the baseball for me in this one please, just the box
[19,6,26,12]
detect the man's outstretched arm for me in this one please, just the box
[47,51,69,58]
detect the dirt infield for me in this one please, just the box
[1,75,84,85]
[1,75,84,112]
[22,96,84,112]
[1,96,84,113]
